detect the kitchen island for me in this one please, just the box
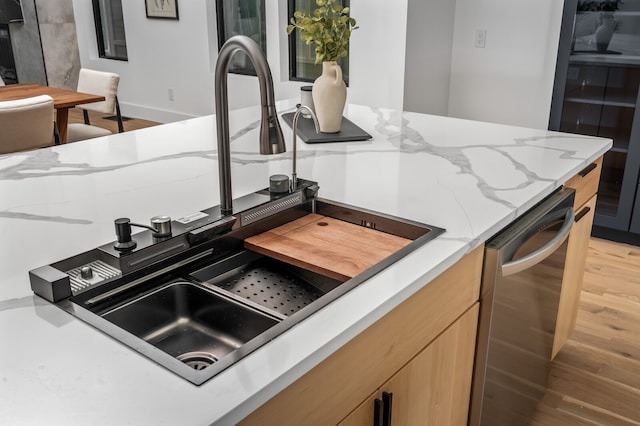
[0,100,610,425]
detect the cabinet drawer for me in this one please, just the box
[239,245,483,426]
[564,156,603,209]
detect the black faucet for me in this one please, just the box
[214,35,286,216]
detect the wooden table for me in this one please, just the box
[0,83,105,143]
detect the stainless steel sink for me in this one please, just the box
[31,194,444,385]
[102,281,280,369]
[64,249,343,384]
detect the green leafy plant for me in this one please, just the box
[287,0,357,64]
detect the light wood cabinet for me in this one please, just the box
[553,157,602,357]
[239,245,483,426]
[339,304,479,426]
[553,194,597,357]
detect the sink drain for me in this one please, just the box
[177,352,218,370]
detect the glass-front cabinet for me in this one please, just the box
[550,0,640,243]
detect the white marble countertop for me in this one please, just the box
[0,100,610,425]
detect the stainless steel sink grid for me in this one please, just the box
[197,258,326,316]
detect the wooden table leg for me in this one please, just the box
[56,108,69,144]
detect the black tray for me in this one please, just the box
[282,112,372,144]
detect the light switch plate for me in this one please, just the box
[475,29,487,48]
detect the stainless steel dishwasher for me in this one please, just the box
[469,187,576,425]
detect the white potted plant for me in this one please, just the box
[287,0,357,133]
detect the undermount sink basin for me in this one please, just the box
[93,250,341,382]
[102,281,280,369]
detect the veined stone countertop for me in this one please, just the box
[0,100,610,425]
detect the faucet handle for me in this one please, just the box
[150,215,172,238]
[269,174,290,194]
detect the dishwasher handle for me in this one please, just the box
[501,207,574,277]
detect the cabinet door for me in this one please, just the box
[552,195,596,358]
[628,184,640,234]
[340,304,479,426]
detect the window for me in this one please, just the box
[0,0,22,84]
[287,0,350,84]
[92,0,128,61]
[0,0,24,22]
[216,0,267,76]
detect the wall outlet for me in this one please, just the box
[168,88,175,101]
[474,29,487,48]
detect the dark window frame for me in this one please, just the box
[216,0,267,76]
[287,0,350,85]
[92,0,128,61]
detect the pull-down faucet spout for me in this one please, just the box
[215,35,286,216]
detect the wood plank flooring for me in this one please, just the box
[64,112,640,424]
[67,108,160,134]
[531,237,640,425]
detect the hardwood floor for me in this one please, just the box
[531,237,640,425]
[66,108,160,134]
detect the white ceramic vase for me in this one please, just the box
[594,13,616,52]
[312,61,347,133]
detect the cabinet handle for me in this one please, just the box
[373,392,393,426]
[575,206,591,223]
[374,398,383,426]
[578,162,598,178]
[382,392,393,426]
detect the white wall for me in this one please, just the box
[348,0,408,110]
[72,0,562,128]
[403,0,456,116]
[447,0,564,129]
[72,0,215,122]
[72,0,408,122]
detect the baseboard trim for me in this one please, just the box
[119,102,200,124]
[592,225,640,247]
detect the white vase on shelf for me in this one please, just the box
[312,61,346,133]
[594,12,617,52]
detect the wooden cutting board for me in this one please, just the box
[244,213,412,281]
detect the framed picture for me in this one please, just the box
[145,0,179,20]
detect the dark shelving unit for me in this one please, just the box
[550,0,640,244]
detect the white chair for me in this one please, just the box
[0,95,59,155]
[66,68,124,142]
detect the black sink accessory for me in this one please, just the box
[114,216,173,252]
[114,218,137,252]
